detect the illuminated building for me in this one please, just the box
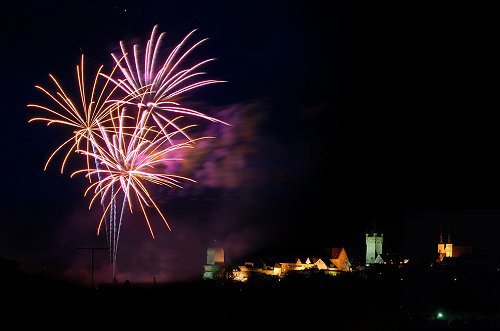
[326,247,351,271]
[366,225,383,264]
[203,247,224,280]
[437,225,472,262]
[230,247,351,281]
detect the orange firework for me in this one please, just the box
[28,55,122,174]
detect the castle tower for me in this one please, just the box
[207,247,224,265]
[365,224,383,264]
[203,247,224,279]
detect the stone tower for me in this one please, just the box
[207,247,224,265]
[365,224,383,264]
[203,247,224,279]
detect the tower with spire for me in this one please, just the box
[365,222,383,264]
[437,224,454,262]
[437,224,446,260]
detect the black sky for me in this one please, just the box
[1,1,499,280]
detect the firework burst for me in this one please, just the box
[75,108,207,238]
[28,26,227,278]
[28,55,121,174]
[104,25,229,138]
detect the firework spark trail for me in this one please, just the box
[27,55,148,266]
[28,55,122,174]
[73,107,211,240]
[28,55,124,258]
[113,192,128,276]
[28,56,157,270]
[103,25,229,137]
[29,27,227,279]
[91,143,111,256]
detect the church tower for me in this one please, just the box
[437,224,453,262]
[445,224,453,257]
[365,223,383,264]
[437,224,446,260]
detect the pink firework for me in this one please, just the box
[103,25,228,140]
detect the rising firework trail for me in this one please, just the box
[72,107,211,274]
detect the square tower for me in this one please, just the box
[366,232,383,264]
[207,247,224,265]
[203,247,224,280]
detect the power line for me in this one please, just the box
[76,247,109,288]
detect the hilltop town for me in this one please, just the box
[203,224,475,282]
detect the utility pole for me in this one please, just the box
[76,247,109,288]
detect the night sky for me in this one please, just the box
[1,1,499,282]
